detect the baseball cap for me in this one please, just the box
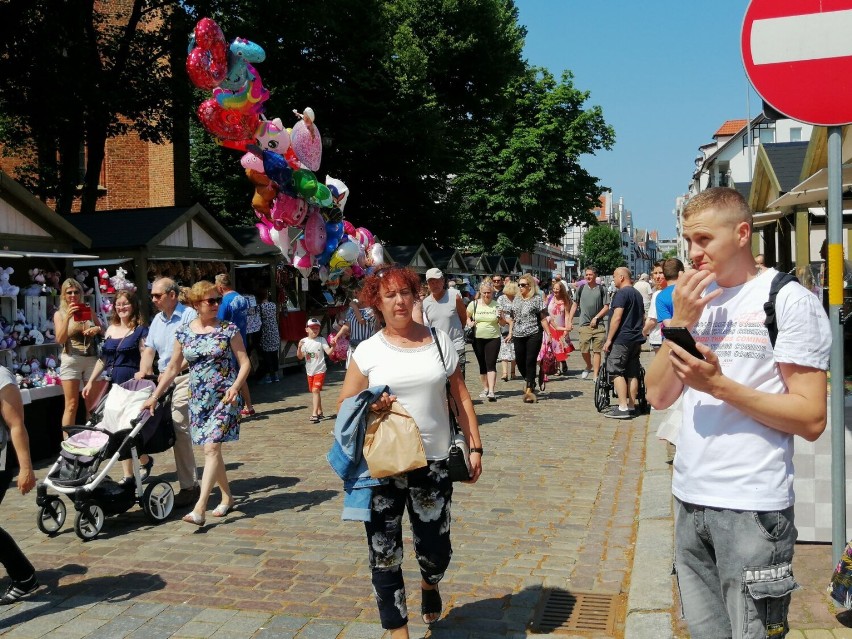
[306,318,321,327]
[640,273,649,281]
[425,267,443,280]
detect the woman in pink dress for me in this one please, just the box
[545,281,572,375]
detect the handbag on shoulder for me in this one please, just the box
[362,401,427,478]
[464,300,478,345]
[432,328,472,481]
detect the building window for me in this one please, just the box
[790,127,802,142]
[743,122,776,149]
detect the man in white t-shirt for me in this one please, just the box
[646,187,831,639]
[420,268,467,373]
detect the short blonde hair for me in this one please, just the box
[187,280,218,308]
[683,187,752,226]
[503,281,519,297]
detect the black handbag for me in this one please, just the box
[432,328,471,481]
[463,300,477,345]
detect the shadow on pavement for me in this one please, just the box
[0,564,165,630]
[477,413,513,425]
[249,405,307,418]
[436,584,552,636]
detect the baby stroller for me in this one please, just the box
[594,354,649,415]
[35,378,177,540]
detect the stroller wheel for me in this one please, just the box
[74,502,105,541]
[37,497,66,535]
[142,481,175,523]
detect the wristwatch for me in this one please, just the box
[469,447,483,455]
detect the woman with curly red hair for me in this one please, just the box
[337,265,483,637]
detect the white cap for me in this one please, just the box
[425,268,443,280]
[306,318,321,327]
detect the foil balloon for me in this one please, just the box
[343,221,356,236]
[355,227,374,247]
[325,175,349,211]
[197,99,258,141]
[318,266,329,283]
[292,169,318,199]
[254,118,290,155]
[220,38,266,92]
[351,264,365,278]
[255,221,274,246]
[290,108,322,171]
[370,243,386,266]
[332,240,360,267]
[312,183,334,208]
[213,63,269,114]
[186,18,228,90]
[270,192,308,227]
[246,169,277,215]
[293,239,313,277]
[263,151,292,187]
[303,210,327,255]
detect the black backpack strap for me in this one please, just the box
[764,272,798,348]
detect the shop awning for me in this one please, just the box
[765,164,852,209]
[0,251,99,259]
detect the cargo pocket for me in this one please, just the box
[743,563,799,638]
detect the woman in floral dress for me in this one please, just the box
[143,280,251,526]
[545,281,572,375]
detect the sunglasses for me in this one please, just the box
[65,290,81,296]
[519,283,530,288]
[203,297,222,305]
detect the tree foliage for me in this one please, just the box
[582,224,624,275]
[0,0,614,252]
[0,0,182,214]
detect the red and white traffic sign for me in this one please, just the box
[742,0,852,126]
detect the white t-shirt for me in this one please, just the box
[421,288,464,352]
[353,329,458,459]
[672,268,831,511]
[301,336,329,376]
[634,279,653,312]
[648,289,663,346]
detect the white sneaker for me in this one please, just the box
[479,389,489,398]
[581,369,591,379]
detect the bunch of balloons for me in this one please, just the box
[186,17,385,290]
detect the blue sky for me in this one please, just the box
[516,0,757,238]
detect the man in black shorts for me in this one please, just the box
[603,267,645,419]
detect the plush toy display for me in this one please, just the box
[74,269,94,295]
[0,267,20,296]
[98,268,115,294]
[110,267,136,293]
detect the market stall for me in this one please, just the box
[0,171,98,462]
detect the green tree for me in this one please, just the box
[451,68,614,253]
[582,224,624,274]
[0,0,185,215]
[662,247,678,259]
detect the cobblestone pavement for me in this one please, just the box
[0,349,652,639]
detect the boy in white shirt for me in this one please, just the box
[297,318,333,423]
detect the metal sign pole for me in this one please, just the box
[828,126,847,564]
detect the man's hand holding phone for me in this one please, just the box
[662,326,723,395]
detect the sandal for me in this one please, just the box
[139,456,154,483]
[421,585,442,625]
[501,376,509,382]
[182,511,205,527]
[240,408,256,418]
[212,502,234,517]
[317,413,325,421]
[309,415,320,424]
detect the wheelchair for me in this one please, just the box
[594,355,649,414]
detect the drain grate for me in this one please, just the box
[530,589,617,634]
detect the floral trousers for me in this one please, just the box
[364,459,454,629]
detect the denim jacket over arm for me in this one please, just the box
[327,385,390,521]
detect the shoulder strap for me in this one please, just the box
[764,272,798,348]
[431,328,460,433]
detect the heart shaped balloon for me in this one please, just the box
[197,99,258,141]
[186,18,228,90]
[291,117,322,171]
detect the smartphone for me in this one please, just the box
[661,326,704,360]
[73,305,92,322]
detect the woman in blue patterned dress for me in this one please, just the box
[143,280,251,526]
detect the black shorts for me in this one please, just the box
[607,342,642,379]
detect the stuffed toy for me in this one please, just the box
[44,271,61,295]
[98,268,115,294]
[22,268,44,296]
[110,267,136,293]
[74,269,94,296]
[43,355,60,385]
[41,318,55,343]
[28,359,44,387]
[0,267,20,296]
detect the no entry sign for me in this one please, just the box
[742,0,852,126]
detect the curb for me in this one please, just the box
[625,409,676,639]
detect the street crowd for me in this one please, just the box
[0,187,835,639]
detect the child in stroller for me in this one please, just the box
[35,378,176,540]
